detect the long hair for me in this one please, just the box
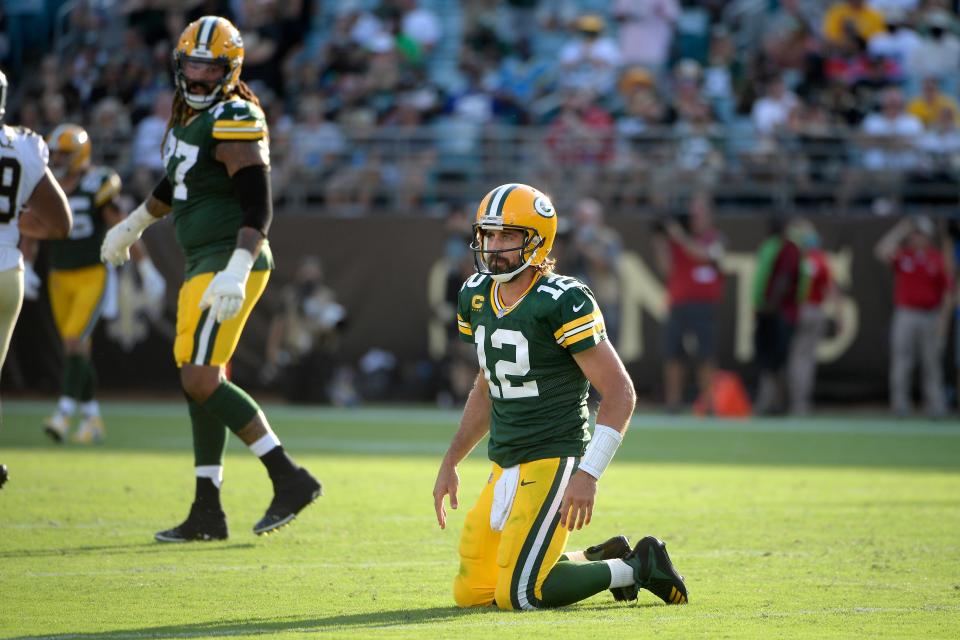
[163,79,262,148]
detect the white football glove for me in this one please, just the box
[101,203,158,267]
[23,261,41,301]
[136,258,166,306]
[199,249,254,323]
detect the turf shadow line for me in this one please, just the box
[0,542,255,560]
[7,606,498,639]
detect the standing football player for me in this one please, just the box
[0,68,73,490]
[433,184,688,609]
[101,17,320,540]
[32,124,166,444]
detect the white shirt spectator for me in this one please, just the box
[291,122,346,173]
[861,112,923,169]
[868,25,921,67]
[403,6,441,49]
[559,36,622,94]
[131,114,167,171]
[907,31,960,81]
[751,89,799,134]
[613,0,680,69]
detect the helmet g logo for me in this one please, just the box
[534,196,555,218]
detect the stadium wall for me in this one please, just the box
[4,216,943,402]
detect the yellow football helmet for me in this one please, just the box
[173,16,244,110]
[471,183,557,282]
[47,124,91,179]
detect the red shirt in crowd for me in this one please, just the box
[804,248,833,306]
[892,247,951,310]
[667,232,724,305]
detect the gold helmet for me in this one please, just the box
[471,183,557,283]
[47,124,91,179]
[173,16,244,110]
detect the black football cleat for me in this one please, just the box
[253,467,321,536]
[0,464,7,490]
[155,501,228,543]
[625,536,688,604]
[584,535,637,602]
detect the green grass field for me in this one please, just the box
[0,401,958,639]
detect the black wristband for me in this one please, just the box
[231,164,273,236]
[152,175,173,206]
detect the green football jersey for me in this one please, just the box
[457,271,607,468]
[162,97,273,278]
[48,166,119,270]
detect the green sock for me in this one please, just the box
[79,358,97,402]
[201,381,260,434]
[538,561,612,608]
[62,354,85,400]
[188,397,228,467]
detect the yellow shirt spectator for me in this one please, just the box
[823,1,886,45]
[908,93,960,127]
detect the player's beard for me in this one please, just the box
[488,253,521,274]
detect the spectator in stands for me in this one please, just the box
[867,8,920,70]
[752,75,800,135]
[90,97,132,172]
[558,14,622,97]
[400,0,442,56]
[874,216,951,418]
[493,37,554,124]
[653,193,725,413]
[907,76,959,128]
[543,89,615,200]
[752,217,802,416]
[787,219,839,416]
[702,26,737,124]
[838,86,923,213]
[905,10,960,95]
[129,89,171,201]
[287,94,346,183]
[822,0,887,48]
[568,198,623,343]
[916,104,960,176]
[612,0,680,72]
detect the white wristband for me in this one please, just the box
[579,424,623,480]
[223,248,254,281]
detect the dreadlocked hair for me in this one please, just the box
[163,80,262,149]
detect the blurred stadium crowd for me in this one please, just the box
[5,0,960,215]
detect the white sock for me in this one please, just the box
[565,550,587,562]
[605,559,636,588]
[81,400,100,419]
[57,396,77,417]
[195,465,224,488]
[249,431,281,458]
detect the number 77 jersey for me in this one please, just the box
[161,97,273,279]
[457,271,607,468]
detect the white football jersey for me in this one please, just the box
[0,124,50,271]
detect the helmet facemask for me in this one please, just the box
[175,56,231,110]
[471,224,545,283]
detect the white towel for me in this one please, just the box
[490,465,520,532]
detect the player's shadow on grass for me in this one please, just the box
[9,607,501,639]
[0,541,255,559]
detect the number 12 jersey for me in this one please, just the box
[457,271,607,467]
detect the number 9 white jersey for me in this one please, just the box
[0,124,50,271]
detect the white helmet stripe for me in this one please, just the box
[486,182,522,220]
[197,17,216,51]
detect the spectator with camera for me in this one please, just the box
[875,216,951,419]
[653,192,726,413]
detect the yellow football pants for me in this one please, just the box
[48,264,107,341]
[173,270,269,367]
[453,457,576,610]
